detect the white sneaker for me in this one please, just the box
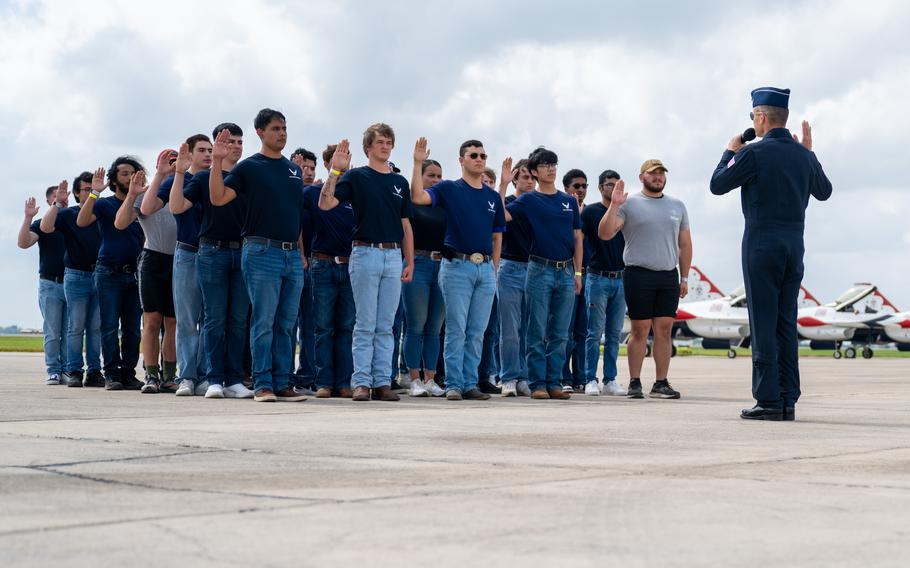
[223,383,254,399]
[602,380,628,396]
[398,375,412,389]
[409,380,429,397]
[194,380,210,396]
[516,380,531,397]
[562,385,574,393]
[584,380,601,396]
[204,384,224,399]
[501,380,517,397]
[175,379,195,396]
[46,374,61,386]
[425,380,445,397]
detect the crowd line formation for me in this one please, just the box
[18,108,695,403]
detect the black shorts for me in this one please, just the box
[137,249,175,317]
[623,266,680,320]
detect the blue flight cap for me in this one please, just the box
[751,87,790,109]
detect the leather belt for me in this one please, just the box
[40,275,64,284]
[97,262,137,274]
[415,249,443,261]
[588,268,624,279]
[245,236,299,250]
[176,242,198,253]
[312,252,350,264]
[449,252,491,264]
[529,255,573,269]
[199,237,242,249]
[352,240,400,250]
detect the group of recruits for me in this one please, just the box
[18,86,831,419]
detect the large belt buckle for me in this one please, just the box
[469,253,484,265]
[281,241,294,251]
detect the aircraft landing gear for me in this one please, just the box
[862,346,874,359]
[727,349,737,359]
[844,347,857,359]
[833,349,843,359]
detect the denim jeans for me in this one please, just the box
[173,247,204,382]
[63,268,101,375]
[563,280,587,386]
[197,244,249,387]
[348,246,402,389]
[525,260,576,391]
[292,269,315,387]
[241,242,304,393]
[94,265,141,380]
[497,259,528,381]
[478,293,500,379]
[584,273,626,383]
[38,278,67,376]
[311,259,355,390]
[438,258,496,393]
[390,301,406,378]
[401,255,445,372]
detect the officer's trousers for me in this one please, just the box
[742,224,804,409]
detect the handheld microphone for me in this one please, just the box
[740,127,756,144]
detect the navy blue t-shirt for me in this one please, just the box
[29,218,66,279]
[157,173,202,246]
[224,154,307,243]
[92,195,144,266]
[426,179,505,256]
[580,203,625,272]
[183,169,246,243]
[502,194,532,262]
[411,204,446,252]
[507,190,580,261]
[53,206,101,272]
[333,166,412,243]
[302,184,354,257]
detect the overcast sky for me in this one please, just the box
[3,0,908,327]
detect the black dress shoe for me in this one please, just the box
[783,407,795,421]
[740,406,783,421]
[463,388,491,400]
[477,379,501,394]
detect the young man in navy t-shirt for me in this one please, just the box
[504,147,583,400]
[77,159,145,391]
[318,124,415,402]
[410,138,506,400]
[209,109,307,403]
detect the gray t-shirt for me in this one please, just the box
[617,192,689,271]
[134,193,177,254]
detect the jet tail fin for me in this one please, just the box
[685,265,724,303]
[799,285,822,307]
[870,289,900,313]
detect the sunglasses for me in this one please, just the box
[749,110,765,120]
[571,183,588,190]
[466,152,487,160]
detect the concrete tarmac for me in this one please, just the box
[1,352,908,567]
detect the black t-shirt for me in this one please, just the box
[334,166,412,243]
[502,194,532,261]
[53,206,101,272]
[410,204,446,252]
[157,172,202,246]
[223,153,308,242]
[184,169,246,242]
[29,218,66,279]
[303,184,354,257]
[88,195,144,266]
[426,179,506,256]
[580,202,625,272]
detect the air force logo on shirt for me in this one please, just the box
[487,200,496,213]
[393,185,403,198]
[288,168,301,180]
[562,200,572,212]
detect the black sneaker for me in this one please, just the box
[141,377,160,394]
[105,377,124,391]
[390,379,407,393]
[65,372,84,388]
[627,378,644,399]
[84,370,105,387]
[478,379,501,394]
[649,379,681,399]
[122,376,143,391]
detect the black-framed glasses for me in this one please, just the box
[467,152,487,160]
[571,183,588,190]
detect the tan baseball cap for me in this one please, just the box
[640,159,668,174]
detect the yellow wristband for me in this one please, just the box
[575,271,583,277]
[88,192,99,200]
[330,169,342,177]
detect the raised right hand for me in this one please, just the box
[128,170,147,196]
[156,148,177,175]
[212,128,232,161]
[610,179,628,205]
[55,180,70,205]
[500,157,513,186]
[413,137,430,164]
[91,167,106,193]
[24,197,39,217]
[175,143,192,174]
[330,139,352,172]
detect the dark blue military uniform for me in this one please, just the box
[709,89,832,410]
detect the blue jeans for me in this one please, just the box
[38,278,67,376]
[197,244,249,387]
[478,294,500,379]
[173,247,204,382]
[584,273,626,383]
[525,260,576,391]
[94,266,141,380]
[438,258,496,393]
[241,242,304,393]
[292,269,315,387]
[401,255,445,372]
[390,301,406,378]
[349,246,402,389]
[563,280,587,386]
[63,268,101,375]
[311,259,355,390]
[497,259,528,381]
